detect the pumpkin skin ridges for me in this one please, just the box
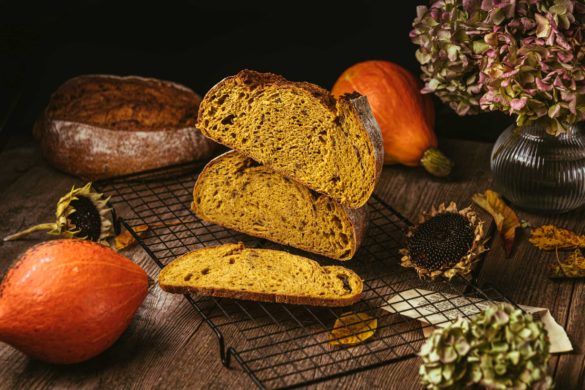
[332,60,443,169]
[0,239,148,364]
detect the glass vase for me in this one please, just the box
[490,121,585,214]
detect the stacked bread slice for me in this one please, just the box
[159,70,383,306]
[193,70,383,259]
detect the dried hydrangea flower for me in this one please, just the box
[419,318,475,389]
[479,0,585,134]
[410,0,492,116]
[411,0,585,135]
[419,303,553,389]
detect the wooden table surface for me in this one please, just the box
[0,138,583,390]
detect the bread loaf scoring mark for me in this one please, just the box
[45,75,200,132]
[158,243,363,306]
[192,151,364,260]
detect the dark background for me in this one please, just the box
[0,0,512,151]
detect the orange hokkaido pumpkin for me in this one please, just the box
[0,239,149,364]
[332,60,452,177]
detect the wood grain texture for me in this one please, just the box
[0,139,582,390]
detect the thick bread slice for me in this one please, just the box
[196,70,384,208]
[158,243,363,307]
[192,151,366,260]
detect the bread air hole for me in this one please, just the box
[201,268,210,275]
[184,273,193,282]
[337,274,352,293]
[229,259,235,265]
[222,115,235,125]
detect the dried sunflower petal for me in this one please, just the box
[472,189,520,257]
[529,225,585,251]
[114,220,183,250]
[329,312,377,346]
[114,225,150,250]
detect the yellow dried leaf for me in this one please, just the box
[113,219,183,250]
[114,225,149,250]
[529,225,585,251]
[551,249,585,279]
[329,312,377,346]
[472,189,520,257]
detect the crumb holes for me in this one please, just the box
[319,292,325,296]
[229,259,235,265]
[337,274,352,293]
[330,175,340,184]
[201,268,210,275]
[184,273,193,282]
[216,95,228,105]
[221,115,236,125]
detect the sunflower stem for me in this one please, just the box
[3,223,58,241]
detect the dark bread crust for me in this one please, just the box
[192,151,367,260]
[34,74,216,180]
[160,283,362,307]
[158,243,363,307]
[196,70,384,208]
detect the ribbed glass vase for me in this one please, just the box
[490,121,585,214]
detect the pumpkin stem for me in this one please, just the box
[420,148,454,177]
[3,223,58,242]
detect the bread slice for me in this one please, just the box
[196,70,384,208]
[192,151,366,260]
[158,243,363,307]
[34,74,216,180]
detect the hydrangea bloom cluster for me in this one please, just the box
[419,303,552,389]
[411,0,584,134]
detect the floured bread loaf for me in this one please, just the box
[196,70,383,208]
[34,74,216,180]
[192,151,366,260]
[158,243,363,307]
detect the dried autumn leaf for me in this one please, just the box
[114,225,149,250]
[329,312,377,346]
[472,190,520,257]
[551,249,585,279]
[529,225,585,251]
[114,219,183,250]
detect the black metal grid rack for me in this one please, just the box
[95,162,513,390]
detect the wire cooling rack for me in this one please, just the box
[95,161,513,390]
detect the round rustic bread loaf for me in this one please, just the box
[33,74,216,180]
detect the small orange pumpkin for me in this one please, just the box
[0,239,149,364]
[332,60,452,177]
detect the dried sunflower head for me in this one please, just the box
[400,202,487,280]
[4,183,113,244]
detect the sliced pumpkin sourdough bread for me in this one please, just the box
[158,243,363,306]
[192,151,366,260]
[196,70,384,208]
